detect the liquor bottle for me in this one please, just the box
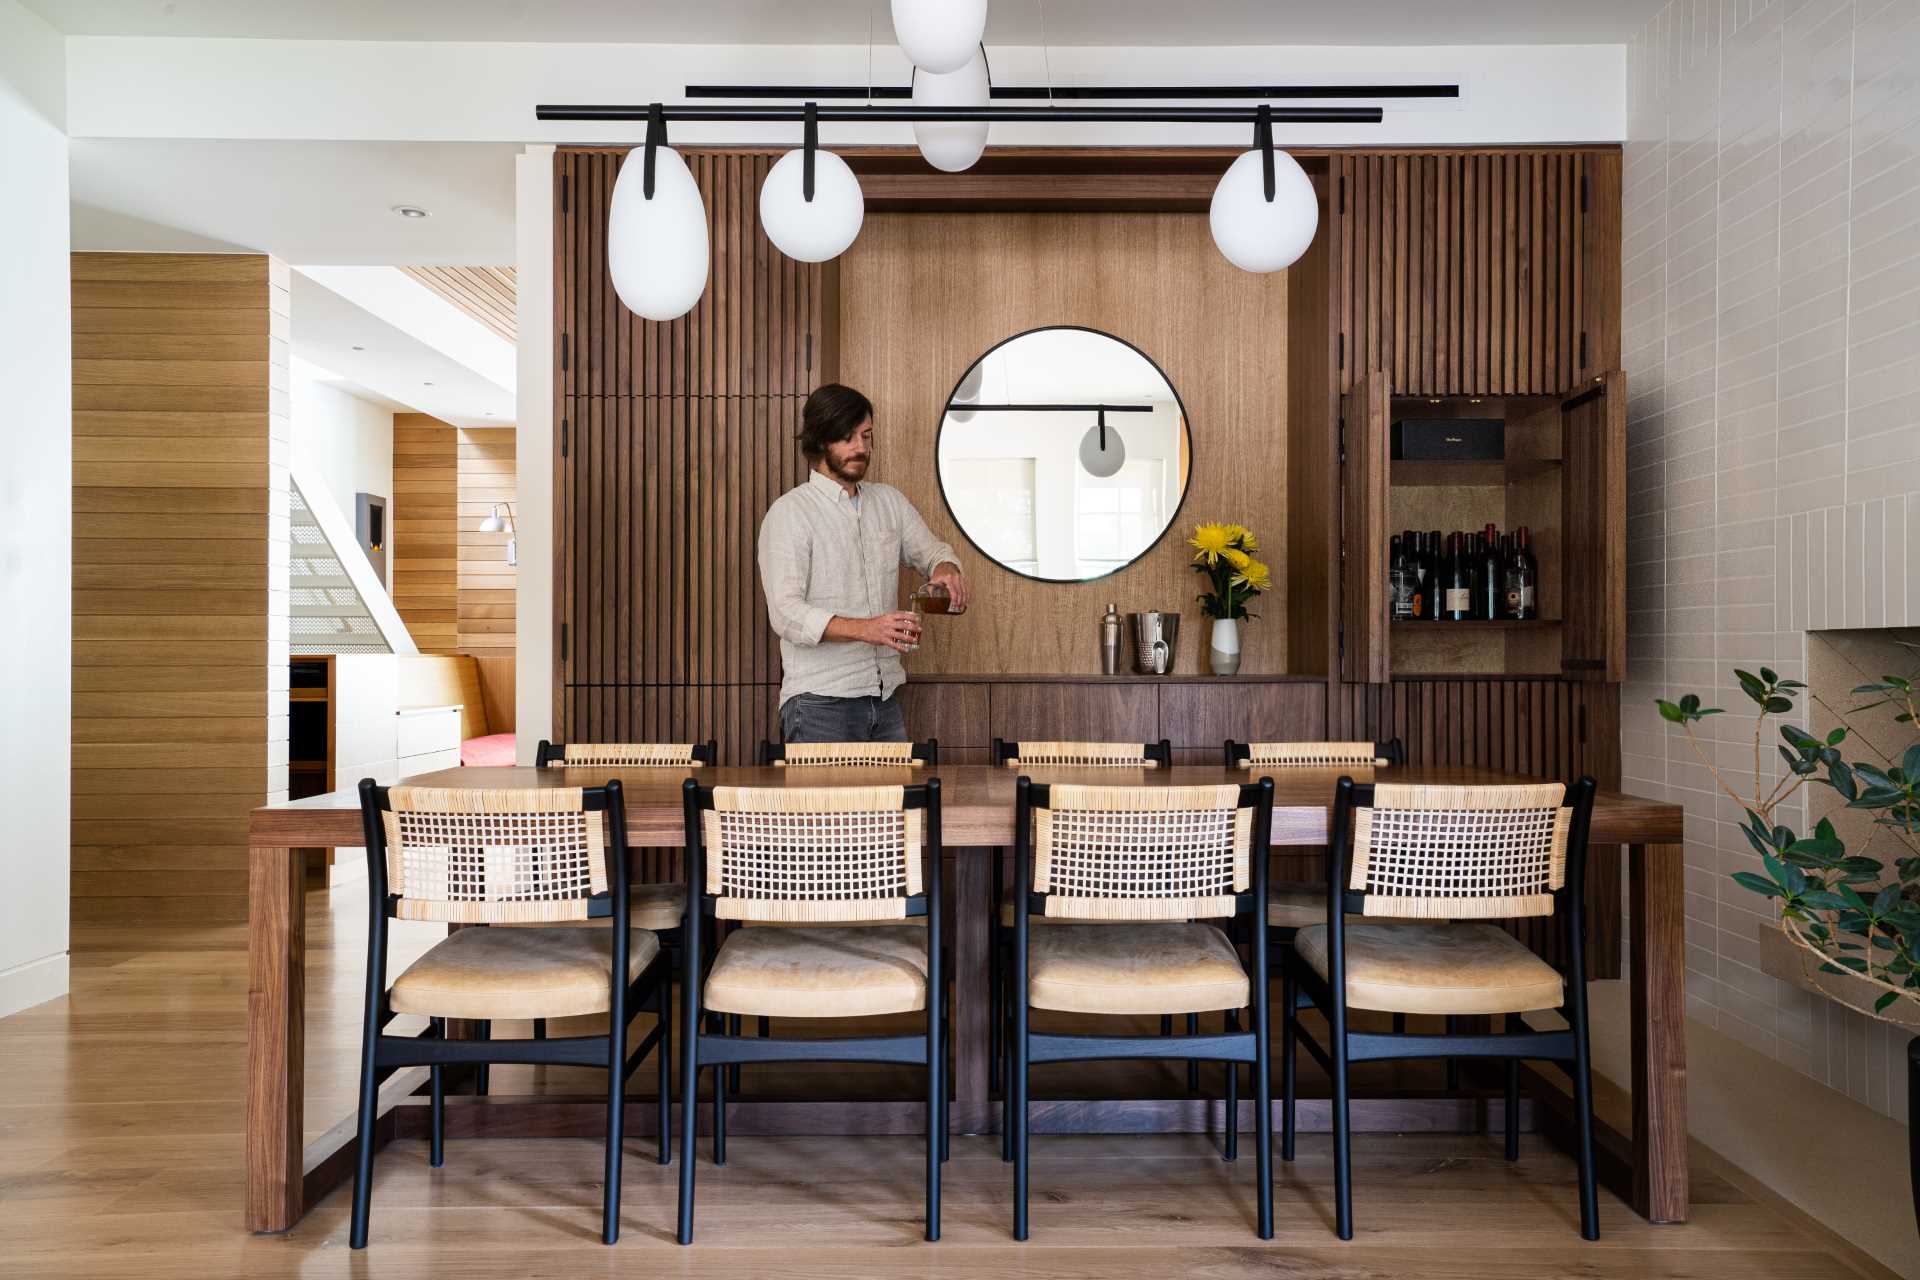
[1442,532,1473,621]
[1479,524,1501,621]
[1389,535,1413,620]
[1505,526,1539,621]
[1426,530,1444,620]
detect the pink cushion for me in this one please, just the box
[460,733,517,767]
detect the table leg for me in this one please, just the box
[246,845,304,1232]
[951,849,992,1133]
[1629,842,1688,1222]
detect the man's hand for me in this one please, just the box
[930,562,970,612]
[825,611,922,653]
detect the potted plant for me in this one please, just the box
[1189,522,1269,676]
[1656,655,1920,1234]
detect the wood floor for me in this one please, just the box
[0,887,1898,1280]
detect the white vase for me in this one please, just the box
[1209,617,1241,676]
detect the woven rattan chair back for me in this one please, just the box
[1027,783,1254,920]
[699,785,924,923]
[1233,741,1388,768]
[761,740,935,767]
[376,786,609,924]
[996,738,1172,768]
[1346,782,1573,920]
[536,739,715,767]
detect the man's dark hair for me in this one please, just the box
[797,383,874,462]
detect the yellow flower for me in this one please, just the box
[1189,522,1232,564]
[1222,547,1252,572]
[1224,523,1259,553]
[1233,558,1272,593]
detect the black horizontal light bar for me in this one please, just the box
[537,103,1381,124]
[685,83,1457,101]
[944,403,1153,413]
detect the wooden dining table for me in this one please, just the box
[245,762,1686,1234]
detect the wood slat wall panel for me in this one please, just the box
[1335,149,1620,396]
[398,267,517,343]
[69,252,290,924]
[456,426,516,656]
[392,413,458,655]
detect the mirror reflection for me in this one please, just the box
[935,326,1191,582]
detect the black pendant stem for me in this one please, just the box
[1256,104,1275,203]
[1097,406,1108,452]
[802,102,818,203]
[643,103,667,200]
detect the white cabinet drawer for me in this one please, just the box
[396,706,462,759]
[396,747,462,777]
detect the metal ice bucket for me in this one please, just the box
[1129,611,1180,675]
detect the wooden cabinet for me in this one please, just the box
[1331,150,1621,397]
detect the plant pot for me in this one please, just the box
[1208,617,1241,676]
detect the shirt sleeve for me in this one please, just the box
[893,490,960,577]
[757,499,835,647]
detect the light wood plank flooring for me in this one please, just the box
[0,885,1899,1280]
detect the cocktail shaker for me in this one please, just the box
[1100,603,1122,674]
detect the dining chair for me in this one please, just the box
[676,780,945,1243]
[1007,777,1276,1240]
[349,780,670,1247]
[758,738,938,766]
[1282,776,1601,1241]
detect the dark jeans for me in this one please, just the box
[778,691,909,744]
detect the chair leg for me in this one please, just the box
[1332,1024,1353,1241]
[1012,988,1030,1240]
[676,940,699,1246]
[712,1062,728,1166]
[534,1017,547,1040]
[939,1008,951,1164]
[1572,1015,1600,1240]
[726,1014,742,1093]
[475,1019,491,1096]
[1223,1009,1240,1163]
[926,1004,942,1240]
[429,1063,445,1168]
[1280,966,1297,1163]
[1505,1031,1521,1162]
[657,987,673,1166]
[1255,993,1273,1240]
[603,1001,627,1244]
[1392,1012,1405,1034]
[1161,1013,1173,1037]
[1186,1012,1200,1093]
[348,1011,384,1250]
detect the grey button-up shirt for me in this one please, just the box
[758,470,959,708]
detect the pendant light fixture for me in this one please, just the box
[1209,104,1319,273]
[760,103,866,262]
[892,0,989,75]
[607,105,710,321]
[912,45,992,173]
[1078,407,1127,479]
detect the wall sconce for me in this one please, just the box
[479,502,517,567]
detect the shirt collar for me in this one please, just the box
[808,469,861,504]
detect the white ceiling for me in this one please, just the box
[30,0,1665,46]
[966,329,1177,406]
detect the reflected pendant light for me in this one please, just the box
[1209,104,1319,273]
[892,0,989,74]
[948,361,985,423]
[760,103,865,263]
[1078,407,1126,478]
[912,46,991,173]
[608,105,710,320]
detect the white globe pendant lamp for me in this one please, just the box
[759,104,865,263]
[912,46,991,173]
[892,0,988,74]
[608,106,710,321]
[1209,105,1319,274]
[1078,409,1127,479]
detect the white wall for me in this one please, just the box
[0,0,71,1015]
[514,146,554,763]
[290,359,395,583]
[1621,0,1920,1121]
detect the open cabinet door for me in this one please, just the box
[1561,370,1626,682]
[1340,370,1391,683]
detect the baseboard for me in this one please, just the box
[0,953,70,1018]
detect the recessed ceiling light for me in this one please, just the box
[350,344,365,351]
[392,204,431,219]
[422,381,435,386]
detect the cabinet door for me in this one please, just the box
[1561,370,1626,682]
[1340,370,1391,684]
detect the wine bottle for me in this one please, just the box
[1442,532,1473,621]
[1505,525,1539,621]
[1389,535,1412,620]
[1407,530,1426,619]
[1479,524,1501,621]
[1427,530,1444,620]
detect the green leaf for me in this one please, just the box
[1827,727,1848,747]
[1764,696,1794,714]
[1656,699,1685,724]
[1875,990,1902,1014]
[1731,871,1783,898]
[1904,744,1920,780]
[1760,666,1779,684]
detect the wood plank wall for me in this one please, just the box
[555,148,833,759]
[456,426,516,656]
[399,266,517,343]
[392,413,458,655]
[839,212,1291,676]
[70,252,290,924]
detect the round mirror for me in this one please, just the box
[935,326,1191,583]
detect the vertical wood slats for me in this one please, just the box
[555,149,827,761]
[455,427,516,655]
[1336,149,1618,396]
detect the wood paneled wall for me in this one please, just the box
[555,148,833,758]
[392,413,457,655]
[400,266,517,343]
[1333,150,1622,395]
[456,426,516,656]
[840,212,1290,676]
[70,252,290,924]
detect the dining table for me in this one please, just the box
[245,762,1687,1234]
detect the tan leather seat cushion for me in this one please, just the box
[1027,923,1249,1015]
[1294,922,1564,1016]
[703,925,929,1018]
[628,882,685,931]
[390,926,661,1022]
[1268,887,1324,930]
[997,893,1168,928]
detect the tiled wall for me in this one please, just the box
[1622,0,1919,1121]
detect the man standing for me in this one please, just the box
[758,383,969,744]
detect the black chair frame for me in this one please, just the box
[758,737,939,765]
[536,738,719,767]
[349,778,672,1248]
[1006,776,1276,1241]
[1280,774,1600,1241]
[675,778,947,1245]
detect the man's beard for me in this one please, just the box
[828,453,870,483]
